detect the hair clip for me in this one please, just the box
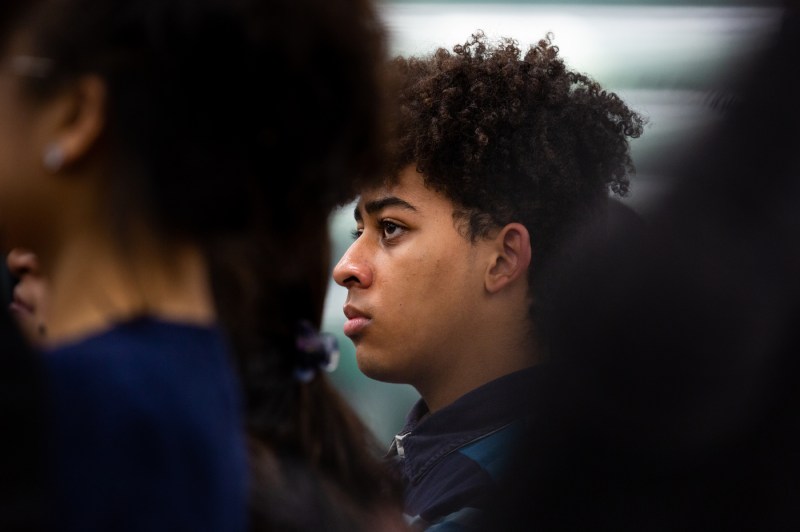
[293,320,340,383]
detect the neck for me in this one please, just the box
[42,226,215,347]
[418,298,538,413]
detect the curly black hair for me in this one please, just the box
[389,31,644,282]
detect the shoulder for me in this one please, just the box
[406,422,524,530]
[44,318,243,445]
[42,319,248,531]
[44,318,239,405]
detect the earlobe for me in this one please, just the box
[485,223,532,294]
[42,75,107,172]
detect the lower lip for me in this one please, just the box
[9,301,33,317]
[343,317,370,337]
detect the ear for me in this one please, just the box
[484,222,532,294]
[41,75,107,172]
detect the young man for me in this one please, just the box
[333,32,643,529]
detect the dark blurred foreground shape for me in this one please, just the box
[0,310,43,531]
[483,3,800,531]
[0,0,401,529]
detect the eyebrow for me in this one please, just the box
[353,196,418,221]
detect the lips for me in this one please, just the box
[10,288,34,317]
[342,305,371,338]
[8,300,33,318]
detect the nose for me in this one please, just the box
[6,248,40,279]
[333,241,373,289]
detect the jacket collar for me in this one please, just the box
[389,365,544,485]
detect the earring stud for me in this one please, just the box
[43,143,65,172]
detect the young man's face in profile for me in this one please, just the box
[333,165,493,389]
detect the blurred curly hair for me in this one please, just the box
[388,31,644,276]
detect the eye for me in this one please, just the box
[380,220,406,241]
[350,228,363,240]
[382,222,398,236]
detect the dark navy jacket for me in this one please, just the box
[388,366,543,530]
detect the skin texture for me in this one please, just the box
[334,165,534,411]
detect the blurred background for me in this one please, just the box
[323,0,784,446]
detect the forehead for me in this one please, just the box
[356,165,455,218]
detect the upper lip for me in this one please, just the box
[343,305,370,320]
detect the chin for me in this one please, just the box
[355,352,405,384]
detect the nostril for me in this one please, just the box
[7,249,38,279]
[7,262,31,279]
[7,263,28,279]
[343,275,360,286]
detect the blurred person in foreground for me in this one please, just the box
[483,3,800,531]
[0,0,404,530]
[204,0,408,528]
[333,31,644,530]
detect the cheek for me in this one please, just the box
[30,278,50,311]
[0,158,56,248]
[0,192,47,248]
[0,144,37,228]
[397,253,475,328]
[0,101,30,160]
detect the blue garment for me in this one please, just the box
[42,317,248,531]
[388,366,543,531]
